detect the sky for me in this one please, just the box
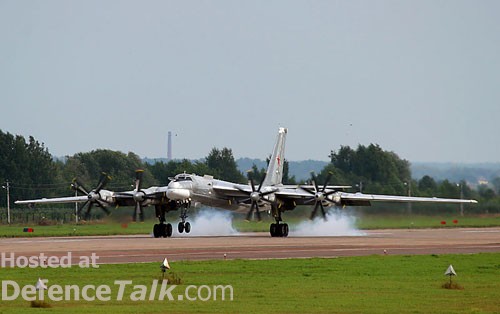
[1,0,499,163]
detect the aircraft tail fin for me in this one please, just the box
[263,127,287,186]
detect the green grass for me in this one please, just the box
[0,254,498,313]
[0,213,499,237]
[355,213,500,229]
[0,221,155,237]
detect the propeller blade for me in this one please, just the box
[135,170,144,191]
[255,202,262,221]
[85,202,94,220]
[238,198,251,204]
[322,173,333,192]
[132,207,137,222]
[95,172,110,192]
[319,202,327,221]
[245,202,255,221]
[310,202,319,220]
[250,178,256,192]
[304,198,315,204]
[257,173,266,192]
[260,189,276,197]
[72,179,89,195]
[78,200,90,217]
[97,200,110,215]
[311,172,319,192]
[139,203,144,222]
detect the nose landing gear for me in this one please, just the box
[177,204,191,234]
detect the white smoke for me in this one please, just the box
[291,210,365,237]
[175,208,239,237]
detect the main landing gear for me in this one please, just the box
[269,206,289,237]
[153,222,173,238]
[270,222,289,237]
[152,200,192,238]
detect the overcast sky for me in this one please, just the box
[1,1,499,163]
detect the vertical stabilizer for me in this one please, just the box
[263,127,287,186]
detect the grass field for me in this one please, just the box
[0,253,498,313]
[0,213,499,237]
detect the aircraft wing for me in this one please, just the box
[272,188,478,207]
[335,192,478,204]
[15,196,90,205]
[212,185,251,198]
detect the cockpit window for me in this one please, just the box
[175,175,193,182]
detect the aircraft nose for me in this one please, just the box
[167,187,191,200]
[168,182,182,189]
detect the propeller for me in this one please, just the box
[300,172,337,220]
[235,173,275,221]
[71,173,111,220]
[131,169,146,222]
[116,170,155,222]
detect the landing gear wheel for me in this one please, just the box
[153,224,160,238]
[281,223,289,237]
[159,224,167,237]
[270,223,277,237]
[178,222,185,233]
[184,222,191,233]
[270,223,289,237]
[166,223,173,237]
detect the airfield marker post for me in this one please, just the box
[2,180,10,224]
[160,258,170,280]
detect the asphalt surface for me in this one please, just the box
[1,228,499,265]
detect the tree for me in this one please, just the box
[328,144,410,194]
[492,177,500,195]
[205,147,245,183]
[418,175,438,195]
[0,130,58,203]
[61,150,156,189]
[478,184,496,200]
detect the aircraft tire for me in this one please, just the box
[270,223,277,237]
[281,223,289,237]
[153,224,160,238]
[166,223,173,237]
[178,222,185,233]
[275,224,283,237]
[184,222,191,233]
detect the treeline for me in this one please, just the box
[315,144,499,213]
[1,130,499,213]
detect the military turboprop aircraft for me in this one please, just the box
[16,127,478,238]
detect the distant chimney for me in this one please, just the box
[167,131,172,160]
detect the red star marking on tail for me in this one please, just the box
[277,156,281,166]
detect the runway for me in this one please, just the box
[1,228,499,265]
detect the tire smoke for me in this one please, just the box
[291,211,365,237]
[175,208,239,237]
